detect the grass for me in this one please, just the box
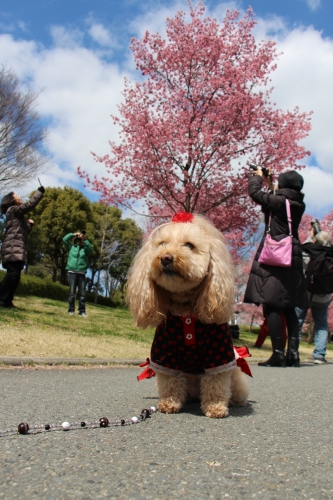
[0,296,330,361]
[0,296,154,359]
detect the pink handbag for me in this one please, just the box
[258,199,293,267]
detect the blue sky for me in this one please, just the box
[1,0,333,217]
[3,0,333,41]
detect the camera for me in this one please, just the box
[74,231,86,244]
[248,162,269,177]
[311,219,321,236]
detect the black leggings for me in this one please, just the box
[265,305,299,340]
[0,261,23,306]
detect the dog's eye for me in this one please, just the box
[158,241,166,246]
[184,242,195,250]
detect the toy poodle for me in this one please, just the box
[126,212,251,418]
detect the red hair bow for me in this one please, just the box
[172,212,194,223]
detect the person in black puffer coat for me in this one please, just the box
[244,169,308,367]
[0,186,44,308]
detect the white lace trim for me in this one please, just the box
[150,361,181,376]
[204,359,237,374]
[150,359,237,376]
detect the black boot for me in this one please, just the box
[286,337,300,367]
[258,337,286,367]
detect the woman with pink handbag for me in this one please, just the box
[244,169,308,367]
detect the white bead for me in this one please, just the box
[150,406,156,413]
[61,422,70,431]
[131,416,139,423]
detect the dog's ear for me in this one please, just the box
[194,237,235,324]
[125,240,167,328]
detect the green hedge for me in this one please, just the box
[0,270,122,307]
[85,291,123,308]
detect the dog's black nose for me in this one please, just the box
[161,254,174,267]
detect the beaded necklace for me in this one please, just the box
[0,407,156,438]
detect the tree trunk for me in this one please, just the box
[60,268,67,285]
[185,194,191,213]
[94,270,100,304]
[52,267,57,282]
[88,269,96,293]
[249,314,254,333]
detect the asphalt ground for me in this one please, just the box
[1,363,333,500]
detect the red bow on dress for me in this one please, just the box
[234,346,253,378]
[137,358,155,381]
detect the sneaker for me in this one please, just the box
[68,311,74,316]
[313,358,327,365]
[79,313,88,318]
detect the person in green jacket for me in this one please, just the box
[63,231,93,317]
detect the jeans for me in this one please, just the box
[295,303,329,360]
[68,273,86,314]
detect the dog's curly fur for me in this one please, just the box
[126,215,250,418]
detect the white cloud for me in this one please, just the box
[0,31,130,197]
[20,163,80,201]
[129,0,187,39]
[50,25,84,49]
[88,23,115,47]
[129,0,239,39]
[269,26,333,173]
[301,166,333,216]
[305,0,321,11]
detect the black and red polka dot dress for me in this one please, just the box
[150,314,237,375]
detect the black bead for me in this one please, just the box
[45,424,50,431]
[99,417,109,428]
[141,409,150,419]
[18,423,29,435]
[121,419,126,425]
[81,422,86,427]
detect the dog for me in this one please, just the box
[126,212,250,418]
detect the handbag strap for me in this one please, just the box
[285,199,292,236]
[267,199,292,236]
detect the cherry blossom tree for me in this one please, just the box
[79,2,311,233]
[298,213,314,243]
[299,210,333,243]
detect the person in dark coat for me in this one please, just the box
[244,169,307,367]
[0,186,45,308]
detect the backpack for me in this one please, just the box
[303,243,333,296]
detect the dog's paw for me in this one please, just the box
[204,403,229,419]
[158,399,182,414]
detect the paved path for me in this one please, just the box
[1,363,333,499]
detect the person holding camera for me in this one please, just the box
[244,168,308,367]
[295,225,332,364]
[0,185,45,308]
[63,231,93,317]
